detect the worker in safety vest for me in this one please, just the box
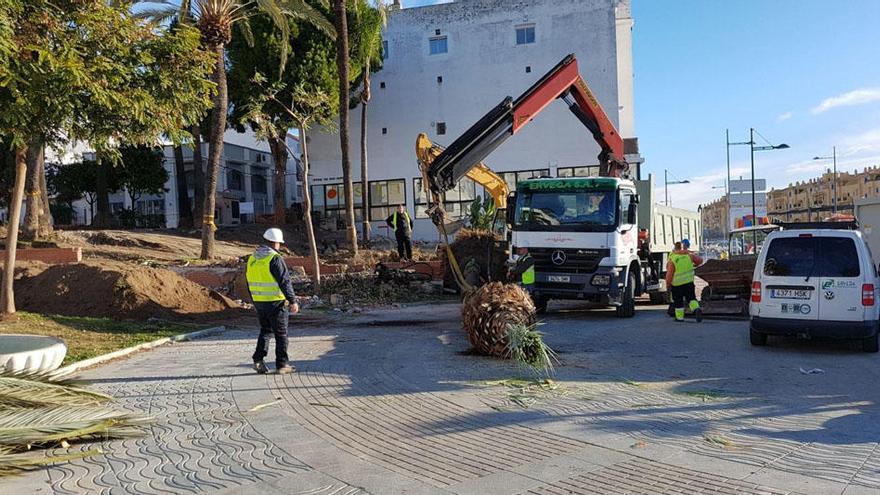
[246,228,299,374]
[665,239,703,322]
[386,204,414,261]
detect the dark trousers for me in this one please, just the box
[396,233,413,260]
[252,301,289,367]
[670,282,697,309]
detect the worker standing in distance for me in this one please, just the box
[386,204,414,261]
[665,239,703,323]
[246,228,299,374]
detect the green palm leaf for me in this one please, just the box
[0,406,153,447]
[0,377,112,408]
[0,447,103,477]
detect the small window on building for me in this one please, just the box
[369,179,406,221]
[525,66,531,73]
[429,36,447,55]
[437,75,443,84]
[382,127,388,135]
[436,122,446,135]
[414,177,479,220]
[382,40,388,59]
[380,81,386,89]
[435,29,441,35]
[516,25,535,45]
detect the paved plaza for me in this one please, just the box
[7,302,880,494]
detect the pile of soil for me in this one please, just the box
[441,229,508,291]
[15,260,242,321]
[86,231,168,250]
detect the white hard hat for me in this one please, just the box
[263,228,285,244]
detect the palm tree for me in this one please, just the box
[354,0,386,247]
[333,0,358,256]
[139,0,334,259]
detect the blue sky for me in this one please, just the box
[404,0,880,209]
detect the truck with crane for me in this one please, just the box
[416,54,700,315]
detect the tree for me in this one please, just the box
[333,0,358,255]
[141,0,334,259]
[117,145,169,207]
[351,0,385,246]
[22,137,52,240]
[47,160,121,225]
[228,7,337,225]
[0,0,214,314]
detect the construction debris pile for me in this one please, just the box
[442,229,508,290]
[315,269,443,309]
[15,260,242,321]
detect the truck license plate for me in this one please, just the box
[770,289,811,299]
[548,275,570,283]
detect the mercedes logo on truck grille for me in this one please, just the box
[551,250,567,265]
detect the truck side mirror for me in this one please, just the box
[627,203,637,225]
[506,193,517,225]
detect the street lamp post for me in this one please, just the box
[727,132,752,252]
[813,146,838,213]
[664,169,690,206]
[749,127,790,247]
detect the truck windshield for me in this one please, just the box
[514,190,617,232]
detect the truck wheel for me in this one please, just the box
[649,291,668,305]
[616,271,636,318]
[862,334,879,353]
[750,328,767,346]
[534,296,549,315]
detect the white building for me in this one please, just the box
[69,130,301,227]
[307,0,635,240]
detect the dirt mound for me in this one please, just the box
[86,231,168,250]
[15,260,241,321]
[441,229,508,291]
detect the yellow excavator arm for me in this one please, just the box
[416,133,508,209]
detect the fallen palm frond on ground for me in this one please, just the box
[0,370,152,477]
[473,378,567,410]
[461,282,556,376]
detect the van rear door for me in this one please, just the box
[817,234,865,322]
[757,235,820,321]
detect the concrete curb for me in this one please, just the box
[56,325,226,375]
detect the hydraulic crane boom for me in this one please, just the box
[423,53,628,198]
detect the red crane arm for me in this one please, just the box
[511,55,626,176]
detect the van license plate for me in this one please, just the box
[548,275,570,283]
[770,289,811,299]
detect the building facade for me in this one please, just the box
[307,0,636,240]
[70,130,301,228]
[768,166,880,222]
[700,196,729,241]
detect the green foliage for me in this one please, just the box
[0,0,214,153]
[505,323,557,377]
[116,145,169,203]
[467,195,497,231]
[228,3,339,139]
[47,161,119,206]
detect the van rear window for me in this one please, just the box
[764,237,860,277]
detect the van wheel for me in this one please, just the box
[616,271,636,318]
[750,328,767,346]
[534,296,549,315]
[862,334,879,353]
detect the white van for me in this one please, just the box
[750,227,879,352]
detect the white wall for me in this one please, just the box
[307,0,635,240]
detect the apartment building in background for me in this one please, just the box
[307,0,636,240]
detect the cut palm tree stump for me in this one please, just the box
[442,229,508,291]
[462,282,555,374]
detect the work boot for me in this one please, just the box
[276,364,295,374]
[253,361,269,374]
[695,308,703,323]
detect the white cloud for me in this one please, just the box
[776,111,793,122]
[812,87,880,114]
[841,127,880,155]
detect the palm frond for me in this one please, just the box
[255,0,291,69]
[0,368,84,387]
[0,377,112,408]
[281,0,336,39]
[506,323,558,377]
[0,448,102,477]
[0,406,153,447]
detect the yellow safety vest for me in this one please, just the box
[669,252,695,287]
[246,253,285,302]
[392,211,410,230]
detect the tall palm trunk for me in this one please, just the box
[191,126,205,224]
[334,0,358,256]
[299,125,321,287]
[2,147,28,314]
[22,137,44,240]
[201,44,227,260]
[360,60,371,246]
[268,128,289,224]
[38,157,52,235]
[173,145,193,228]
